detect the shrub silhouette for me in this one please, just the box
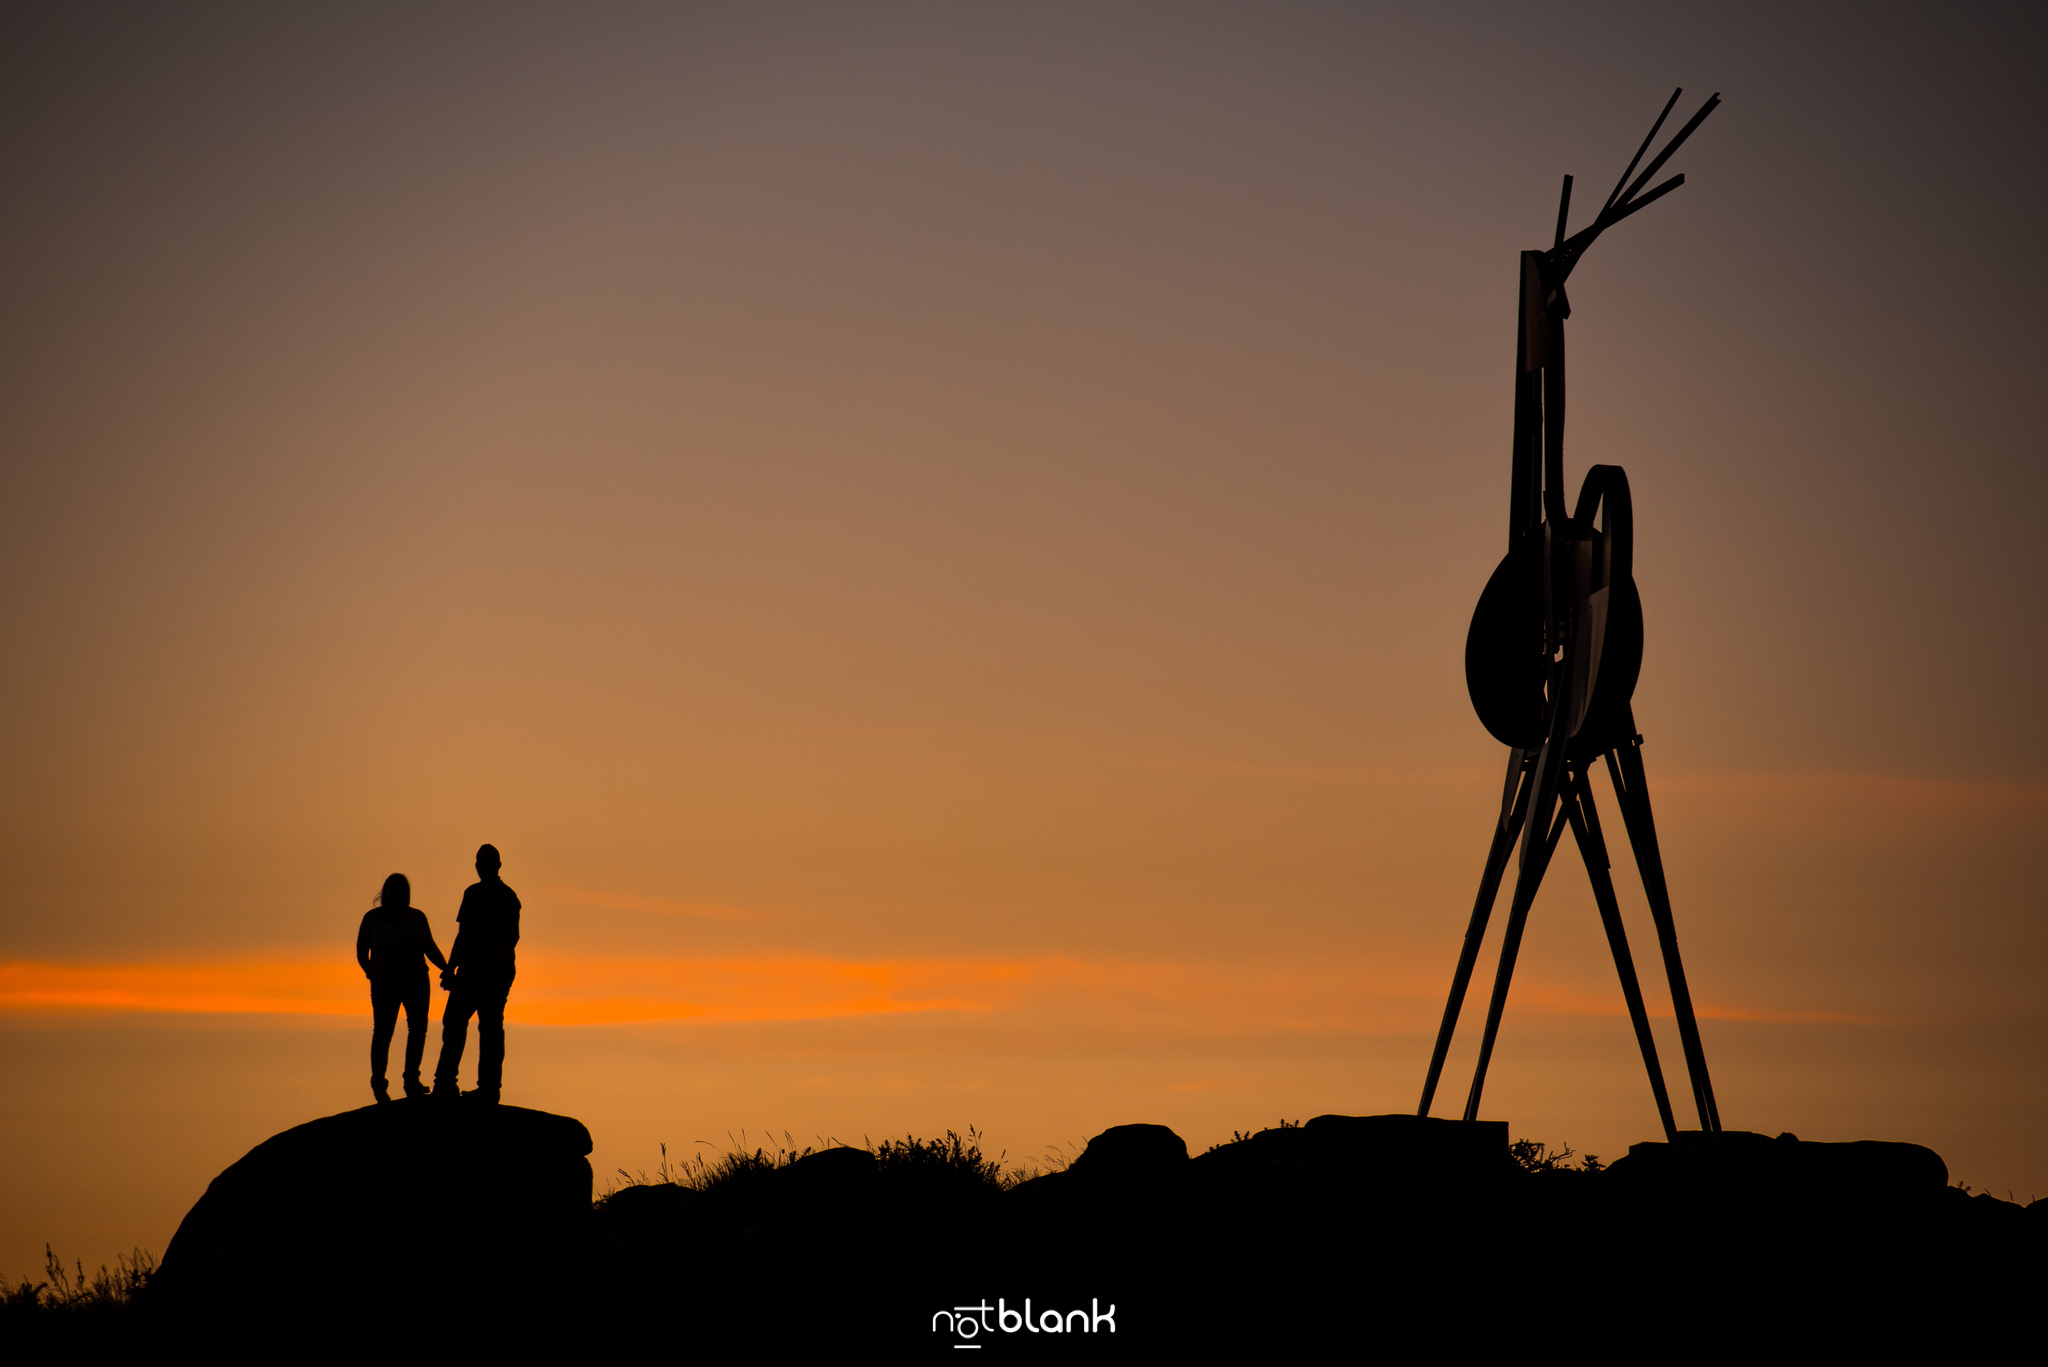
[607,1132,813,1198]
[1508,1138,1604,1174]
[602,1125,1013,1204]
[1205,1118,1304,1154]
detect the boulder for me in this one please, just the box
[1297,1113,1509,1170]
[778,1144,879,1197]
[1068,1123,1190,1180]
[600,1181,702,1227]
[151,1098,592,1324]
[1004,1122,1189,1214]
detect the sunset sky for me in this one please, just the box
[3,2,2044,1274]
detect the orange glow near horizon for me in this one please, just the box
[0,953,1882,1029]
[0,955,1014,1024]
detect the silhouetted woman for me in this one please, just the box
[356,874,449,1103]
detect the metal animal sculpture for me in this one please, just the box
[1418,91,1723,1139]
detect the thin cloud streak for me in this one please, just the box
[0,955,1886,1030]
[1511,982,1889,1027]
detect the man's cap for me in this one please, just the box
[476,843,502,867]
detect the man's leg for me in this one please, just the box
[474,970,514,1100]
[434,983,477,1095]
[369,983,399,1102]
[399,973,431,1096]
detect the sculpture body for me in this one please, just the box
[1419,91,1724,1138]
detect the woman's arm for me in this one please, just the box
[415,909,449,972]
[356,912,375,979]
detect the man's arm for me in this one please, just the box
[356,912,375,979]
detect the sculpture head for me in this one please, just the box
[1471,90,1717,759]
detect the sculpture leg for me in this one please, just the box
[1461,789,1570,1122]
[1606,741,1721,1132]
[1419,750,1534,1117]
[1563,769,1679,1141]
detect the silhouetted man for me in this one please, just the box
[432,843,521,1103]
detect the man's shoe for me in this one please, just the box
[462,1088,500,1104]
[371,1079,391,1104]
[402,1079,430,1100]
[431,1080,460,1101]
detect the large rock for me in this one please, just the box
[1193,1112,1512,1193]
[151,1099,592,1323]
[1608,1130,1949,1205]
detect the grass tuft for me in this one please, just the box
[0,1245,156,1321]
[1204,1118,1303,1154]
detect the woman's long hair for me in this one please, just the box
[378,873,410,911]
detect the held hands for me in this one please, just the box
[439,967,456,991]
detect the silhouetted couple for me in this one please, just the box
[355,843,522,1105]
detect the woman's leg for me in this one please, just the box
[369,983,399,1100]
[399,973,431,1095]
